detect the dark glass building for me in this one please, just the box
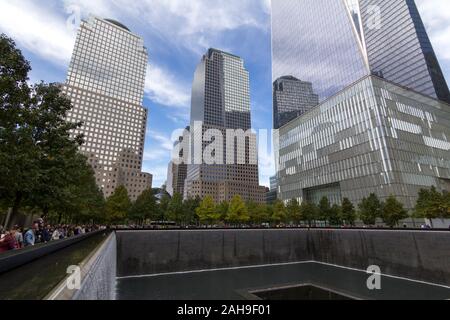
[184,49,266,203]
[273,76,319,129]
[272,0,450,103]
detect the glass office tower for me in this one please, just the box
[63,16,152,200]
[272,0,450,103]
[273,76,319,129]
[278,76,450,209]
[184,49,266,203]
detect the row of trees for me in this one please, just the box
[194,194,408,227]
[105,189,408,228]
[103,187,200,226]
[0,34,105,226]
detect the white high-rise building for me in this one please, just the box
[63,16,152,201]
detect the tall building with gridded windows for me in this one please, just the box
[272,0,450,103]
[277,75,450,209]
[273,76,319,129]
[184,49,266,203]
[63,16,152,201]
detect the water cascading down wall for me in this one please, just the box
[49,229,450,300]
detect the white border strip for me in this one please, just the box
[117,261,450,290]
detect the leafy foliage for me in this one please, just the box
[167,193,184,224]
[300,201,319,226]
[196,195,218,224]
[382,195,408,227]
[0,34,105,226]
[358,193,383,225]
[129,189,158,224]
[341,198,357,226]
[226,195,249,224]
[286,198,301,224]
[271,199,287,224]
[105,186,131,224]
[414,186,448,219]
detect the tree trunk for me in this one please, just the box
[42,207,49,222]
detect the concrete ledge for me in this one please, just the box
[47,232,116,300]
[116,229,450,286]
[0,230,105,274]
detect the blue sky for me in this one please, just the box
[0,0,449,188]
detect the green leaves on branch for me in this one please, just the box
[226,195,249,224]
[105,186,131,224]
[0,34,105,224]
[414,186,450,220]
[196,195,219,224]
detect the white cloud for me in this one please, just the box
[0,0,75,65]
[63,0,114,19]
[416,0,450,61]
[143,149,167,161]
[1,0,268,111]
[61,0,269,54]
[145,65,191,109]
[147,130,175,152]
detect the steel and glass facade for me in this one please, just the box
[63,16,152,200]
[272,0,450,103]
[278,76,450,209]
[273,76,319,129]
[184,49,265,203]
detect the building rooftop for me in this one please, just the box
[104,19,131,32]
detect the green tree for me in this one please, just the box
[414,187,446,220]
[167,193,184,225]
[105,185,131,224]
[300,201,319,226]
[247,202,269,225]
[286,198,301,224]
[58,155,105,224]
[271,199,287,224]
[129,189,158,225]
[382,195,408,228]
[227,195,249,225]
[358,193,383,226]
[183,196,201,225]
[318,197,331,223]
[26,83,86,218]
[442,191,450,219]
[158,194,171,221]
[0,34,86,226]
[341,198,357,226]
[217,201,230,222]
[329,204,342,226]
[196,195,218,225]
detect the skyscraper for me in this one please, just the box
[166,128,189,197]
[277,75,450,209]
[63,16,152,201]
[184,49,266,203]
[272,0,450,103]
[273,76,319,129]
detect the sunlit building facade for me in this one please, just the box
[278,76,450,209]
[184,49,266,203]
[63,16,152,201]
[272,0,450,103]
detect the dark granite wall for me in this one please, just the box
[116,229,450,286]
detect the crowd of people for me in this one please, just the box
[0,218,103,253]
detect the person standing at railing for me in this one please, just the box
[0,230,18,252]
[11,226,24,249]
[24,222,39,247]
